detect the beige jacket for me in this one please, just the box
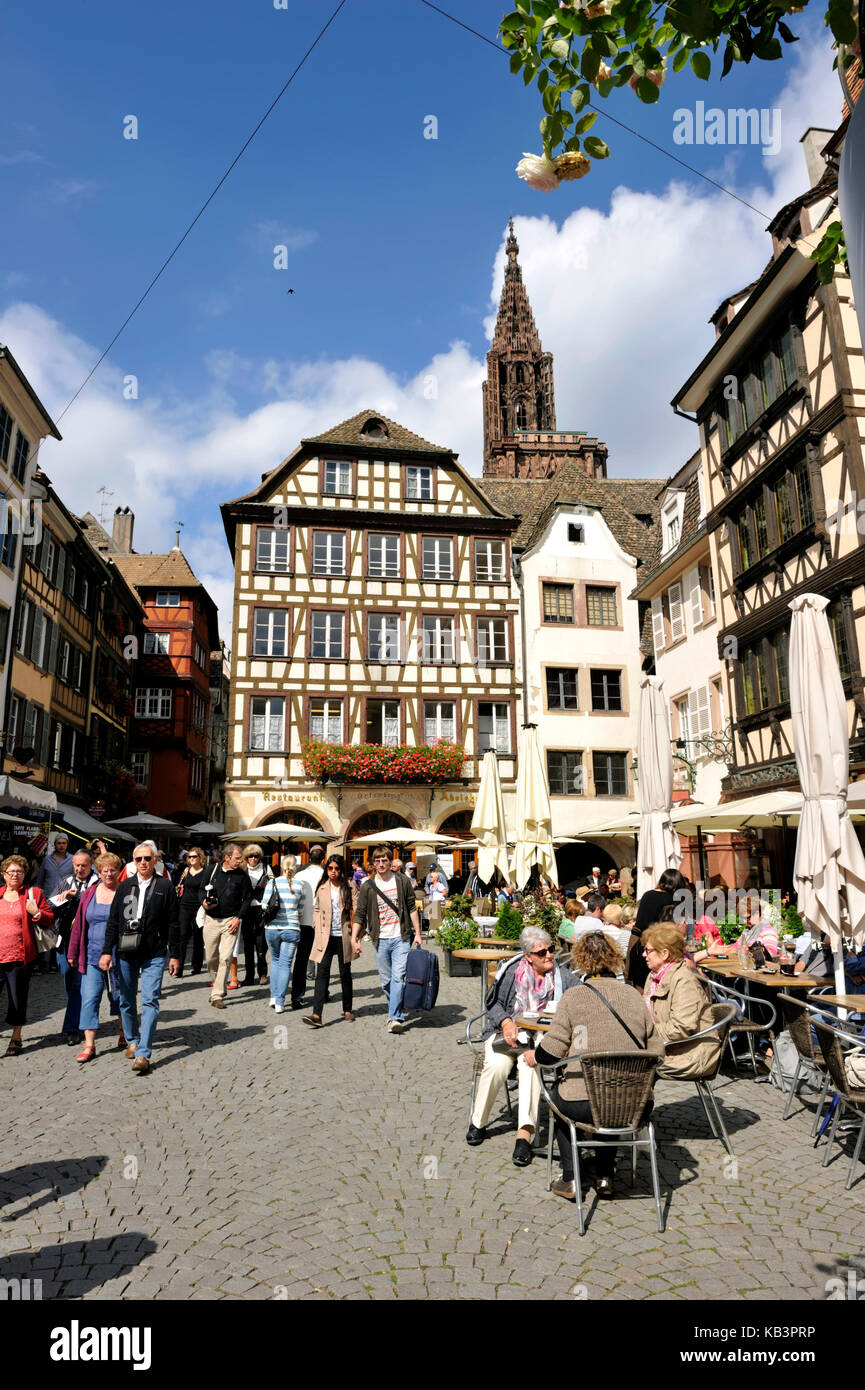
[536,977,664,1102]
[311,880,357,967]
[644,961,721,1079]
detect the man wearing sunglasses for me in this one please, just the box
[100,843,181,1074]
[466,925,579,1167]
[351,847,421,1033]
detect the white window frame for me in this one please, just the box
[368,614,400,662]
[474,538,506,582]
[478,701,511,755]
[31,608,46,667]
[22,703,38,750]
[154,590,180,607]
[322,460,353,496]
[135,687,172,719]
[309,610,345,660]
[421,536,453,580]
[252,608,289,658]
[311,530,346,576]
[309,697,343,744]
[705,564,716,617]
[423,700,456,744]
[421,616,455,664]
[130,750,150,786]
[41,535,56,581]
[144,631,171,656]
[255,528,290,574]
[405,466,433,500]
[7,694,19,746]
[366,699,400,746]
[476,617,508,665]
[368,533,400,579]
[668,582,685,642]
[250,695,285,751]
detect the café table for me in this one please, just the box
[453,947,519,1013]
[698,959,827,990]
[513,1012,553,1034]
[807,992,865,1012]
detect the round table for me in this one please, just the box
[453,947,518,1013]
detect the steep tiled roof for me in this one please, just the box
[479,464,661,561]
[302,409,451,455]
[630,471,705,596]
[113,550,203,590]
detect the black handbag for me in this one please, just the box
[261,874,281,925]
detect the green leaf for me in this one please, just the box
[777,20,798,43]
[549,36,570,59]
[500,13,526,32]
[564,134,583,152]
[666,0,716,43]
[642,44,662,67]
[542,81,560,112]
[581,42,601,81]
[672,44,690,72]
[636,74,661,101]
[596,31,619,56]
[537,67,549,92]
[570,82,591,111]
[575,110,598,133]
[523,60,538,85]
[596,75,616,96]
[509,51,523,73]
[690,49,711,79]
[828,5,858,43]
[584,135,610,158]
[752,34,782,60]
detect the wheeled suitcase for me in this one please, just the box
[403,946,439,1011]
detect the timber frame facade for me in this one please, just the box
[672,134,865,797]
[221,410,520,841]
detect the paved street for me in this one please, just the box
[1,955,862,1302]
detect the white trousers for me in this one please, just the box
[471,1035,540,1131]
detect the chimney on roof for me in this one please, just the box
[800,127,834,189]
[112,506,134,554]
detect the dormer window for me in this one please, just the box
[567,523,584,543]
[360,417,388,440]
[661,494,685,554]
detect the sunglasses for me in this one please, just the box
[326,863,341,871]
[531,946,556,957]
[134,855,154,863]
[247,854,261,860]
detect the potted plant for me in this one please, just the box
[494,901,524,942]
[435,914,478,977]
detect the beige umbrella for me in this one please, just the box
[222,824,337,841]
[470,750,511,885]
[344,829,460,847]
[790,594,865,1002]
[511,725,557,888]
[636,676,682,897]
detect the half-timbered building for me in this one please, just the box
[221,411,520,850]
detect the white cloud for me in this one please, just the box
[249,220,318,255]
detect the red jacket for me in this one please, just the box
[0,887,54,965]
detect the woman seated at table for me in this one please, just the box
[641,925,720,1078]
[705,894,778,960]
[530,931,663,1200]
[466,926,580,1168]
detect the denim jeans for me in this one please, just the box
[116,953,167,1060]
[56,949,82,1033]
[375,936,411,1021]
[266,927,301,1006]
[79,962,121,1032]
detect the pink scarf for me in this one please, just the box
[514,954,554,1015]
[647,959,677,1005]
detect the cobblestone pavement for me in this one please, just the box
[1,955,863,1301]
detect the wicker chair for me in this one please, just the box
[775,992,832,1133]
[659,1001,739,1154]
[538,1051,663,1236]
[705,978,777,1076]
[812,1019,865,1189]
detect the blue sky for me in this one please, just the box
[0,1,845,626]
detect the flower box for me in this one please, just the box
[301,740,465,785]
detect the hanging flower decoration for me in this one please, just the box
[301,740,465,785]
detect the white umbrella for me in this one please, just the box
[511,726,557,888]
[471,750,510,885]
[223,824,337,841]
[344,829,459,847]
[106,811,186,836]
[789,594,865,1003]
[636,676,681,897]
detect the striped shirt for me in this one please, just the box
[261,876,309,930]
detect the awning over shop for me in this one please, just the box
[55,801,136,844]
[0,776,57,814]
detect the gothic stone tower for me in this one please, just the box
[482,220,608,482]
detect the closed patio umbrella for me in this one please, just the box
[636,676,681,898]
[471,750,511,886]
[511,725,557,889]
[790,594,865,1001]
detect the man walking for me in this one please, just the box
[100,842,181,1074]
[51,849,98,1045]
[200,842,253,1008]
[291,845,326,1008]
[352,846,422,1033]
[36,833,74,897]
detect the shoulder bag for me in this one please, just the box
[195,865,221,928]
[28,888,58,953]
[261,873,281,925]
[371,878,411,934]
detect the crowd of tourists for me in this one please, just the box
[0,833,434,1068]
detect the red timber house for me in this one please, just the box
[112,548,219,823]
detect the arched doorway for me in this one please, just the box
[437,811,474,889]
[555,840,616,892]
[256,808,327,869]
[346,809,408,870]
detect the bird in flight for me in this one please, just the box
[286,288,295,294]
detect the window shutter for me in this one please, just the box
[651,596,665,654]
[29,608,44,664]
[694,684,711,738]
[39,709,51,767]
[702,564,715,617]
[686,566,702,629]
[55,547,66,594]
[668,583,685,642]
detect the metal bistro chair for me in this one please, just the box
[662,1000,739,1155]
[458,955,519,1128]
[705,977,777,1077]
[539,1051,664,1236]
[775,992,833,1134]
[812,1019,865,1190]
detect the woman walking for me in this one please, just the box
[260,855,309,1013]
[240,844,273,985]
[175,848,208,976]
[0,854,54,1057]
[66,854,123,1063]
[304,855,358,1028]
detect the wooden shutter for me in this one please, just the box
[668,583,685,642]
[45,620,58,675]
[651,596,665,654]
[55,547,66,594]
[686,566,702,629]
[38,709,51,767]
